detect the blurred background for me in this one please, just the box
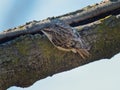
[0,0,120,90]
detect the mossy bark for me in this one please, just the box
[0,15,120,90]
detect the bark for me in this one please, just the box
[0,0,120,90]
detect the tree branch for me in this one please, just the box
[0,0,120,90]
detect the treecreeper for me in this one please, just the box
[41,19,90,59]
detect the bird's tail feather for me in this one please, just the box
[77,49,90,59]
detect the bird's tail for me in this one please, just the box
[76,49,90,59]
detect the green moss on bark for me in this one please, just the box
[92,16,120,59]
[0,15,120,90]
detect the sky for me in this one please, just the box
[0,0,120,90]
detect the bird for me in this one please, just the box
[41,19,90,59]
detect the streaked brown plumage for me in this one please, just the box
[41,19,90,59]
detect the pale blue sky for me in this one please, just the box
[0,0,120,90]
